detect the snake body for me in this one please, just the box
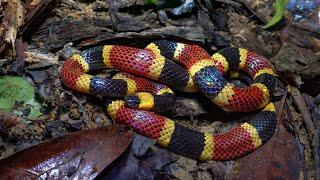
[60,40,278,160]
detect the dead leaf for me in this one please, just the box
[3,0,24,48]
[228,12,281,56]
[0,126,133,179]
[230,91,301,179]
[272,43,320,86]
[280,26,320,51]
[293,7,320,36]
[0,111,22,132]
[240,0,274,23]
[103,134,176,179]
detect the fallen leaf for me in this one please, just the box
[240,0,274,23]
[4,0,24,48]
[272,43,320,87]
[0,111,22,131]
[230,92,301,179]
[0,76,42,118]
[293,7,320,35]
[103,134,176,179]
[280,26,320,51]
[0,126,133,179]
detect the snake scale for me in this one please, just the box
[60,40,278,161]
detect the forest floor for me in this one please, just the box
[0,0,319,179]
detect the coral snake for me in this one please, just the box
[60,40,278,161]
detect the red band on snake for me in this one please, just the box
[60,40,278,160]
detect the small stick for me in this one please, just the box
[290,86,319,179]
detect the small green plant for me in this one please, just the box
[263,0,289,29]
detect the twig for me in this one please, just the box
[302,94,320,179]
[290,86,316,137]
[290,86,318,179]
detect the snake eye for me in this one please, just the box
[124,95,140,109]
[206,82,214,87]
[204,77,215,87]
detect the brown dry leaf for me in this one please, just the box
[4,0,24,48]
[228,12,281,56]
[293,8,320,36]
[0,126,133,179]
[272,42,320,87]
[280,26,320,51]
[230,92,301,179]
[0,111,22,132]
[240,0,274,23]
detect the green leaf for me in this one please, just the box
[0,76,42,118]
[263,0,288,29]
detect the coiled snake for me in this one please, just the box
[60,40,278,161]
